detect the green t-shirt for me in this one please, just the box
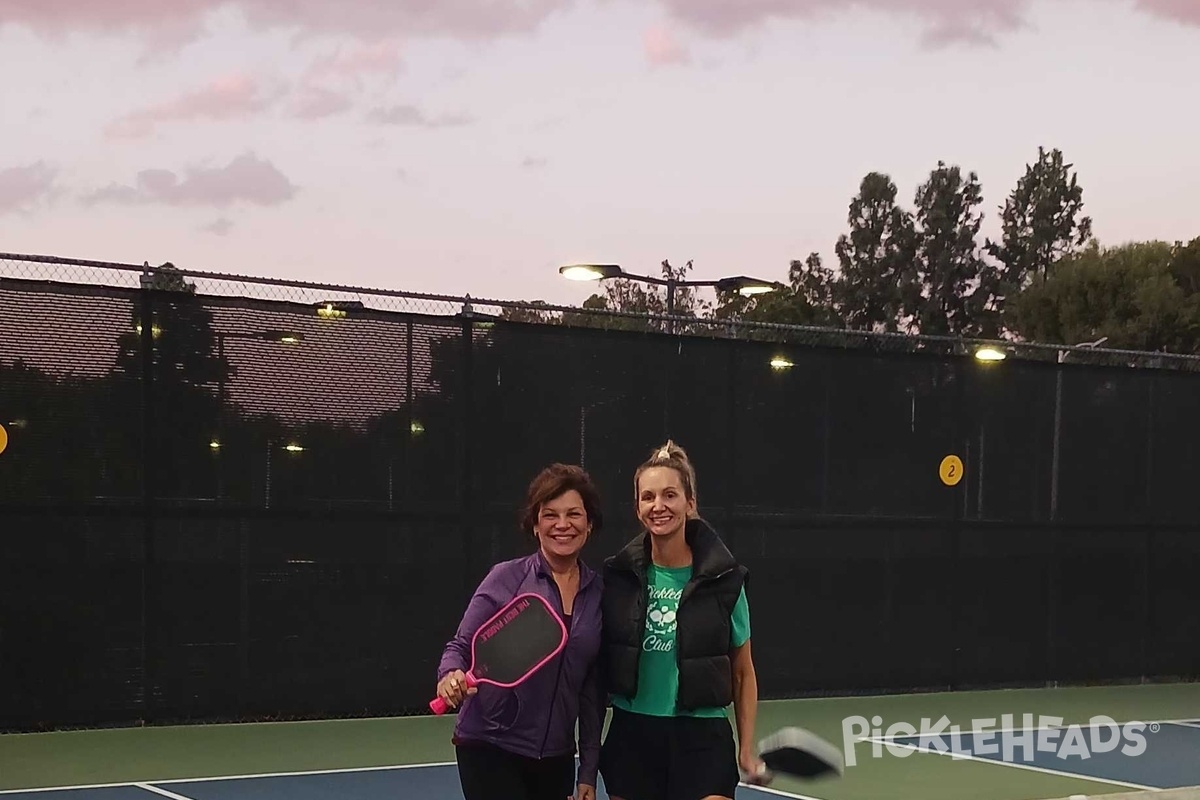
[612,563,751,718]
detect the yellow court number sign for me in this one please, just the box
[939,455,963,486]
[0,423,7,456]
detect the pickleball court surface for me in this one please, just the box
[4,685,1200,800]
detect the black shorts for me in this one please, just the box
[599,707,740,800]
[455,740,575,800]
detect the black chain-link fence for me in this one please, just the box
[1,252,1198,732]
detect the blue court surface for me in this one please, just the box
[6,714,1198,800]
[0,765,818,800]
[879,717,1200,793]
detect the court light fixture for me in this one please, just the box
[314,300,365,319]
[559,264,624,282]
[974,346,1007,362]
[221,330,304,346]
[209,440,221,450]
[261,331,303,344]
[557,261,781,334]
[716,277,781,297]
[284,443,305,453]
[770,357,794,370]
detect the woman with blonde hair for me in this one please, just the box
[598,441,764,800]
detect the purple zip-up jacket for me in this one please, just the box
[437,550,605,787]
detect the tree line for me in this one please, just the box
[512,147,1200,354]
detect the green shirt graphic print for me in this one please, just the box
[612,563,751,718]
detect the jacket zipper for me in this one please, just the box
[675,566,735,704]
[539,576,570,758]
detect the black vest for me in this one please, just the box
[601,518,749,712]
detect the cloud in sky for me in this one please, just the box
[656,0,1030,47]
[201,217,235,236]
[288,41,402,119]
[106,73,281,139]
[0,0,569,42]
[366,105,473,128]
[1138,0,1200,27]
[644,25,691,66]
[303,41,404,85]
[292,85,353,120]
[103,43,407,135]
[3,0,1196,53]
[84,153,297,208]
[0,161,57,215]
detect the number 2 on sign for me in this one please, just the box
[939,455,963,486]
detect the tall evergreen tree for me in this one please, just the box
[986,146,1093,296]
[911,162,999,337]
[832,172,918,332]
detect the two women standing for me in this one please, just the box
[436,442,763,800]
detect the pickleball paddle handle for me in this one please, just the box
[739,763,773,786]
[429,672,478,715]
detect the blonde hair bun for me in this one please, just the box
[635,439,699,511]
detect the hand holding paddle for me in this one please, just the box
[430,592,568,715]
[740,727,845,785]
[435,669,476,710]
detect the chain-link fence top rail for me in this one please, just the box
[6,251,1200,371]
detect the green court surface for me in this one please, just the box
[3,683,1198,800]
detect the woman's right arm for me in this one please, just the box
[435,564,508,707]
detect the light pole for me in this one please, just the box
[1049,336,1108,521]
[559,262,780,333]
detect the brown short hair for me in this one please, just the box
[634,439,698,512]
[521,463,604,538]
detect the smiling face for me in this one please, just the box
[534,489,592,561]
[636,466,696,539]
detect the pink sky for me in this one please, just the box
[1,0,1197,306]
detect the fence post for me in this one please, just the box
[460,299,475,596]
[138,268,158,723]
[821,356,832,513]
[1046,361,1061,687]
[724,338,736,551]
[238,517,250,715]
[948,357,965,691]
[1050,363,1063,521]
[404,318,414,510]
[1141,375,1157,681]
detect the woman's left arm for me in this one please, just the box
[731,638,765,780]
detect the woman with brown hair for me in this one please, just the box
[436,463,606,800]
[599,441,765,800]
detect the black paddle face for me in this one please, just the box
[758,727,845,780]
[762,747,838,778]
[471,594,566,685]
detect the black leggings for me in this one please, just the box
[455,740,576,800]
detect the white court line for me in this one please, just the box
[0,762,456,795]
[1166,721,1200,730]
[134,785,197,800]
[739,783,829,800]
[0,763,828,800]
[0,714,456,738]
[861,736,1157,792]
